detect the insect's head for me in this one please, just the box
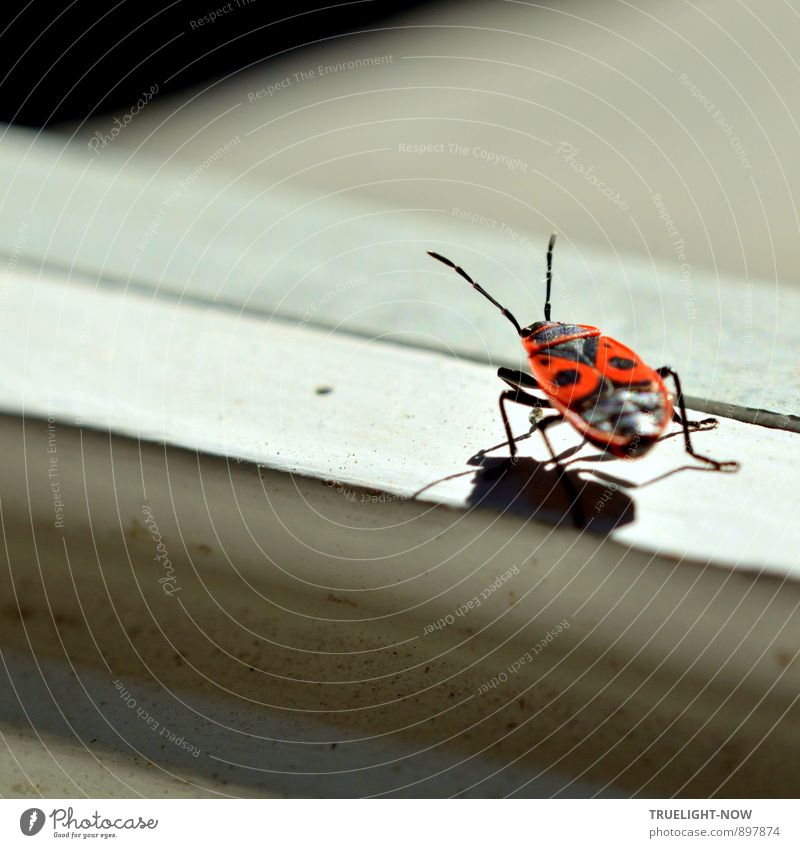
[518,321,567,356]
[427,232,559,338]
[520,320,560,338]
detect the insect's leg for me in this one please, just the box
[497,367,551,424]
[497,366,540,392]
[656,366,739,470]
[657,368,717,430]
[671,409,718,431]
[498,390,530,462]
[497,392,585,527]
[536,414,585,528]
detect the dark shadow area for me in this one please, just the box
[466,454,635,533]
[413,427,636,533]
[413,415,737,532]
[0,0,435,126]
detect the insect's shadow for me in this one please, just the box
[413,422,731,533]
[413,428,635,533]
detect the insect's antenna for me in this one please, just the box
[427,251,524,335]
[544,232,556,321]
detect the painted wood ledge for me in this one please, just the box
[1,264,797,575]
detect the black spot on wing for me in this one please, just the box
[609,356,636,369]
[553,368,581,386]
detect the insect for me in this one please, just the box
[428,234,739,523]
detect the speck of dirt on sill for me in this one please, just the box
[327,592,358,608]
[315,386,334,395]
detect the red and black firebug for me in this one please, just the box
[428,234,739,524]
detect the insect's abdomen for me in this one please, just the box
[527,330,672,454]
